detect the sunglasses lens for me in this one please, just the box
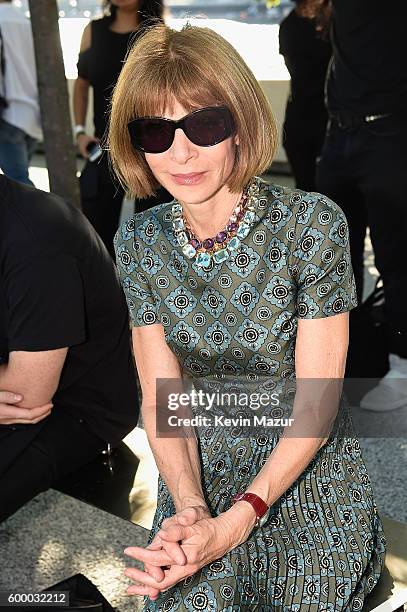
[128,118,174,153]
[128,107,234,153]
[185,108,233,146]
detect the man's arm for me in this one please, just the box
[0,348,68,408]
[3,250,85,411]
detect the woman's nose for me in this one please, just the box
[169,127,198,164]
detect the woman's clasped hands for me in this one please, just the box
[123,501,256,601]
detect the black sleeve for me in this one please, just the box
[5,253,86,352]
[278,21,286,56]
[77,48,90,81]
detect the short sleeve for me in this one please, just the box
[289,193,358,319]
[114,219,160,327]
[77,49,90,81]
[5,253,86,351]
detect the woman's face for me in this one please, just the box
[144,100,239,208]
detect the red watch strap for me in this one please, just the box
[232,492,269,519]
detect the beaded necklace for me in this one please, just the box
[171,178,260,268]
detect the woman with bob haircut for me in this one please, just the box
[110,23,386,610]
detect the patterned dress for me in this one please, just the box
[115,178,386,611]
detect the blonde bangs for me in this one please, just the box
[126,58,224,119]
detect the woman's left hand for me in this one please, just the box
[124,503,257,597]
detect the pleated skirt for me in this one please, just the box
[143,423,386,611]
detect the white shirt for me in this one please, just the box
[0,3,42,139]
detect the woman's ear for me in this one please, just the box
[234,134,240,146]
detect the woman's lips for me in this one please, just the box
[171,172,206,185]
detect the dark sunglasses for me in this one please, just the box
[127,105,235,154]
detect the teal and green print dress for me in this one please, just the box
[115,178,386,611]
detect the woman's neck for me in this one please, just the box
[181,188,242,241]
[111,8,140,33]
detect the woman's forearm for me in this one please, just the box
[142,400,206,513]
[73,78,89,126]
[245,435,324,507]
[223,379,341,529]
[221,434,325,545]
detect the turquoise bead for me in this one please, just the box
[213,248,230,264]
[196,252,211,268]
[171,203,182,216]
[248,182,259,197]
[177,231,188,246]
[236,223,250,239]
[227,236,241,252]
[173,217,185,231]
[243,210,255,224]
[182,243,196,258]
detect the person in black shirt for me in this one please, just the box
[0,175,139,521]
[316,0,407,411]
[73,0,171,257]
[279,0,331,191]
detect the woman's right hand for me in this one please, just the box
[77,133,99,159]
[142,504,211,597]
[0,391,53,425]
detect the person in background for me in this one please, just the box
[279,0,331,191]
[74,0,171,258]
[315,0,407,411]
[0,174,139,522]
[0,0,41,186]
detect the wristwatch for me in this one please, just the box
[74,124,86,138]
[232,492,270,528]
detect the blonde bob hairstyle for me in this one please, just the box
[108,23,278,198]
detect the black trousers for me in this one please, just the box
[283,107,328,192]
[0,411,105,522]
[80,153,172,258]
[316,116,407,357]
